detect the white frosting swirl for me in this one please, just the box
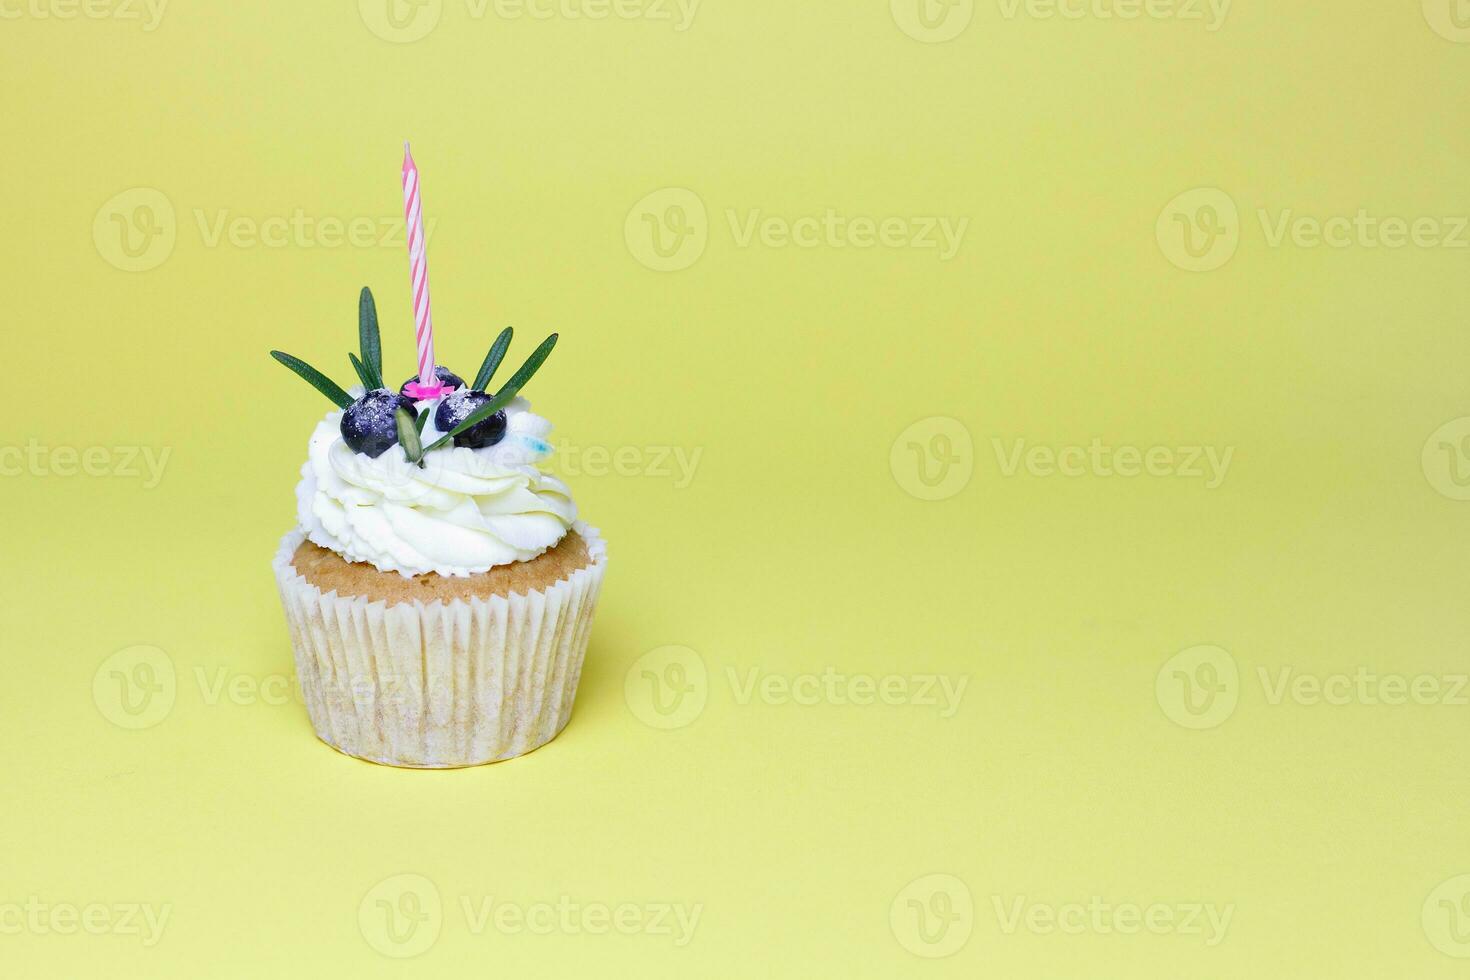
[295,395,576,578]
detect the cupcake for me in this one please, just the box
[269,289,607,768]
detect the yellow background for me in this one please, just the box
[3,0,1469,975]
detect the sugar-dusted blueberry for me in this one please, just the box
[399,366,465,399]
[434,390,507,449]
[341,389,417,458]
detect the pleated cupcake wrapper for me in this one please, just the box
[272,522,607,768]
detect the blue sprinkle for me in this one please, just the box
[520,437,551,455]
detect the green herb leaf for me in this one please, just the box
[414,408,430,435]
[358,287,383,387]
[422,333,558,455]
[472,326,514,391]
[348,352,374,389]
[494,332,557,401]
[395,407,423,464]
[271,351,353,408]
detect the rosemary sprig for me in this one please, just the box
[270,351,353,408]
[472,326,513,391]
[358,287,383,387]
[348,352,375,390]
[494,333,557,400]
[420,333,558,453]
[395,407,423,464]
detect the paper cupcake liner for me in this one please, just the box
[272,522,607,768]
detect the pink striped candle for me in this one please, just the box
[401,143,448,400]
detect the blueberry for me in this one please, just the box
[434,390,507,449]
[341,389,417,458]
[399,366,465,399]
